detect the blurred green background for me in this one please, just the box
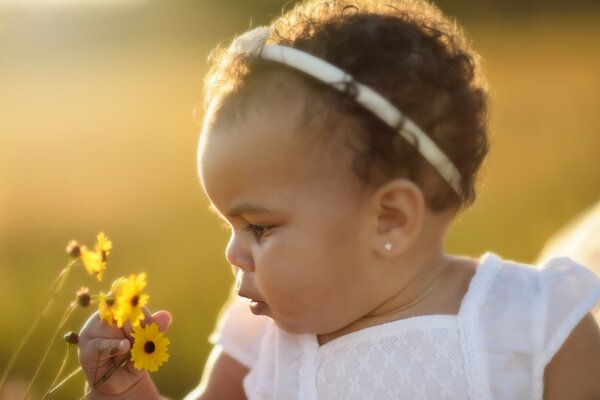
[0,0,599,398]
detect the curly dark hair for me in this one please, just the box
[202,0,489,211]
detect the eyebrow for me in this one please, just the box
[208,202,275,219]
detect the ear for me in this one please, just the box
[370,179,425,257]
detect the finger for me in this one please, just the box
[79,312,127,340]
[120,308,152,338]
[122,307,165,337]
[92,338,131,361]
[151,310,172,332]
[121,320,134,340]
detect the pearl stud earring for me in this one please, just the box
[384,242,393,251]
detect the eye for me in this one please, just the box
[244,223,271,239]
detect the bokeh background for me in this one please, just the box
[1,0,599,398]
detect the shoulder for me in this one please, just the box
[476,255,600,398]
[536,257,600,364]
[476,254,544,355]
[536,257,600,399]
[475,254,600,358]
[543,312,600,400]
[477,253,541,311]
[479,254,600,311]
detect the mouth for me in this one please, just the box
[237,292,268,315]
[249,299,267,315]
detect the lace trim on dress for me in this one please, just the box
[458,252,500,400]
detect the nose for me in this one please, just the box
[225,233,255,273]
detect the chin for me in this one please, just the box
[272,318,315,335]
[272,317,338,336]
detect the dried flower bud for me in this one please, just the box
[66,240,81,258]
[63,331,79,345]
[76,287,91,308]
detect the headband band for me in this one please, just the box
[224,27,462,195]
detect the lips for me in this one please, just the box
[236,291,261,302]
[237,291,267,315]
[249,299,267,315]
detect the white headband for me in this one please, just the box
[225,27,462,195]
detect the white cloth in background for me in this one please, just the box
[538,200,600,276]
[209,253,600,400]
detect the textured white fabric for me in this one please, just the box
[315,316,468,400]
[208,253,600,399]
[207,294,268,368]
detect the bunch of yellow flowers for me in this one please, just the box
[97,273,170,372]
[71,234,170,373]
[0,232,170,399]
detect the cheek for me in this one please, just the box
[259,222,365,311]
[253,235,324,310]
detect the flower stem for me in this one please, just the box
[0,259,77,395]
[24,302,79,399]
[78,354,130,400]
[45,366,82,398]
[42,344,72,400]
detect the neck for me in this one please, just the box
[317,248,451,346]
[317,211,464,346]
[369,251,451,317]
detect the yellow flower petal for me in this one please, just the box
[95,232,112,255]
[97,277,129,326]
[111,277,128,292]
[80,248,105,281]
[98,292,115,326]
[113,273,149,328]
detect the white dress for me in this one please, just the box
[207,253,600,400]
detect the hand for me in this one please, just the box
[78,308,172,397]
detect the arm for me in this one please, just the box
[543,313,600,400]
[184,345,249,400]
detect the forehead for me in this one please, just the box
[199,101,364,214]
[202,100,305,174]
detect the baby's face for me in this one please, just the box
[198,105,382,335]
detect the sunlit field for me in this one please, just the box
[1,2,599,398]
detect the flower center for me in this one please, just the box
[131,295,139,307]
[144,341,155,354]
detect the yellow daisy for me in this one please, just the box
[130,322,170,372]
[80,233,112,281]
[113,273,149,328]
[98,277,128,327]
[95,232,112,256]
[81,249,105,281]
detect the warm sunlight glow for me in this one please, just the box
[0,0,147,8]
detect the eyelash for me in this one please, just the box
[244,223,271,239]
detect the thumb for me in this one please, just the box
[151,310,172,332]
[122,308,172,337]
